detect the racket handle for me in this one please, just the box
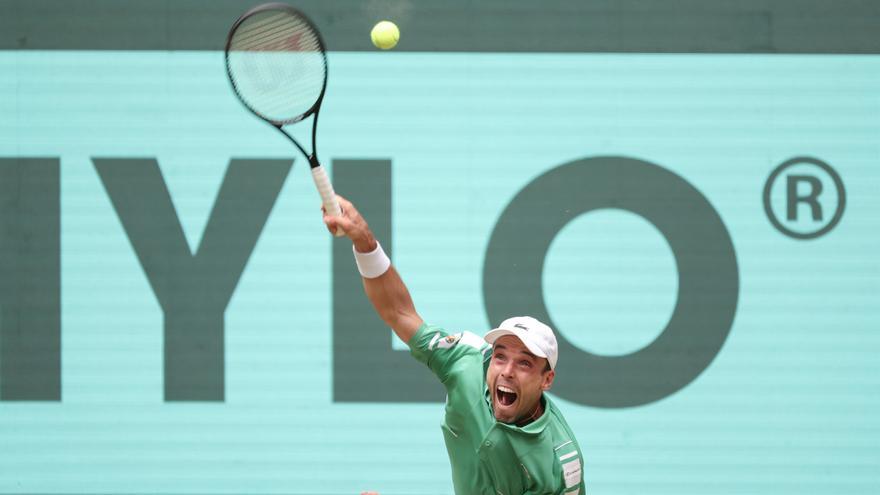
[312,165,345,237]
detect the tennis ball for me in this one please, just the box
[371,21,400,50]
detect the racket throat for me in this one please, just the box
[273,125,317,168]
[308,154,321,169]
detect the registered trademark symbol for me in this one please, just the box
[763,157,846,240]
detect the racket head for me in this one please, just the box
[225,3,328,126]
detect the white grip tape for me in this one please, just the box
[311,165,344,237]
[353,242,391,279]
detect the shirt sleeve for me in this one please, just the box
[408,322,491,383]
[557,446,586,495]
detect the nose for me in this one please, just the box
[500,360,516,378]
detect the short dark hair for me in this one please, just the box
[543,360,552,373]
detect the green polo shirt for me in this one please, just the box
[409,323,586,495]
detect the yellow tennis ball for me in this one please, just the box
[371,21,399,50]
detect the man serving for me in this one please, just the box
[324,196,585,495]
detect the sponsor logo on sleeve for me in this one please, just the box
[562,459,582,489]
[436,333,462,349]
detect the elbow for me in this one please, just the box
[378,306,421,344]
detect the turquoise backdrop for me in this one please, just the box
[0,51,878,494]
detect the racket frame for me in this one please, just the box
[224,3,344,234]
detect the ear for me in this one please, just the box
[541,369,555,391]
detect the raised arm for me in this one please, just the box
[322,195,423,343]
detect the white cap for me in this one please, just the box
[484,316,558,370]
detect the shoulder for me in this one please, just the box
[411,324,489,354]
[408,324,492,382]
[434,330,488,352]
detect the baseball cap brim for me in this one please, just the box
[484,328,549,359]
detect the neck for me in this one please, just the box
[515,396,544,427]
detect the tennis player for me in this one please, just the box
[325,196,585,495]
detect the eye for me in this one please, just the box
[519,360,532,368]
[494,352,507,362]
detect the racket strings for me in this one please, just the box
[233,15,309,50]
[227,9,326,124]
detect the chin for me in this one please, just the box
[494,413,512,423]
[492,406,517,424]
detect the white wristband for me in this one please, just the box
[353,242,391,279]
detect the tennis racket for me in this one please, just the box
[225,2,343,235]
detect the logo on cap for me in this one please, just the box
[513,323,529,331]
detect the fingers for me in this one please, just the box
[323,207,357,236]
[322,195,354,217]
[321,194,370,240]
[322,212,343,228]
[334,197,356,220]
[324,213,354,232]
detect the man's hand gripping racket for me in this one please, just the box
[321,195,377,251]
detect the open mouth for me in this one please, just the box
[496,385,518,407]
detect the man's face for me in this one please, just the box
[486,335,555,424]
